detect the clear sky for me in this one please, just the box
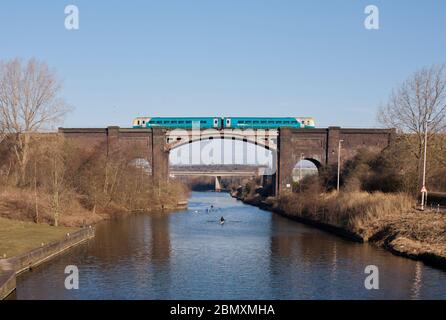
[1,0,445,128]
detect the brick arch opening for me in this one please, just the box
[168,137,277,170]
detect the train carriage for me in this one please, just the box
[223,117,315,129]
[132,117,315,129]
[132,117,221,129]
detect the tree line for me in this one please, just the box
[0,58,186,226]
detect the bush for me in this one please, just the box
[0,135,188,226]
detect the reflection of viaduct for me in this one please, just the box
[58,126,394,196]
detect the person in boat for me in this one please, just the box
[220,216,225,223]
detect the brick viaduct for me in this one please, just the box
[58,126,395,196]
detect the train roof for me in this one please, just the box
[133,116,217,119]
[134,116,314,119]
[222,116,314,119]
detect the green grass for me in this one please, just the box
[0,217,79,259]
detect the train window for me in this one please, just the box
[268,121,274,124]
[301,120,305,124]
[275,121,281,124]
[226,119,230,124]
[253,121,259,124]
[200,120,206,124]
[186,120,191,124]
[239,120,244,124]
[156,121,162,124]
[142,120,145,124]
[137,120,140,125]
[246,121,252,123]
[179,121,184,124]
[261,121,266,124]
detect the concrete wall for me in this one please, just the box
[0,227,94,299]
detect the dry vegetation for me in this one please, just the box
[276,190,446,263]
[0,135,188,227]
[236,124,446,266]
[0,58,188,228]
[236,140,446,265]
[277,191,413,235]
[234,65,446,266]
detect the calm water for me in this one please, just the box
[13,192,446,299]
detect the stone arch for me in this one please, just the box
[165,129,278,152]
[168,136,277,175]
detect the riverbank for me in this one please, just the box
[0,182,188,299]
[0,217,79,258]
[0,218,94,299]
[233,190,446,270]
[0,186,189,227]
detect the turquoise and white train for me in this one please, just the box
[132,117,315,129]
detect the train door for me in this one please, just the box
[213,118,220,128]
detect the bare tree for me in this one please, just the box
[0,110,6,145]
[379,64,446,133]
[0,58,70,185]
[378,64,446,191]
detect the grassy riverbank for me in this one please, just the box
[0,217,78,258]
[235,190,446,269]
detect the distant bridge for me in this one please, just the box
[170,169,260,191]
[170,170,259,177]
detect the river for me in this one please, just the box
[13,192,446,299]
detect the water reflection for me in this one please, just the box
[14,192,446,300]
[411,262,423,300]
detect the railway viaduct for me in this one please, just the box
[58,126,395,196]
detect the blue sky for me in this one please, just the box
[1,0,445,128]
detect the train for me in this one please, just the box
[132,117,316,129]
